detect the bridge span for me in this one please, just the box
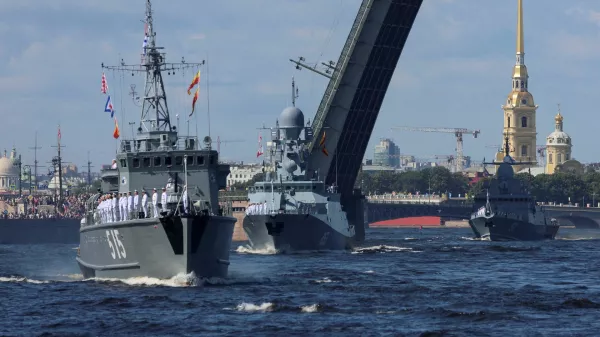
[367,195,600,229]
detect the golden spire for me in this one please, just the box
[516,0,524,56]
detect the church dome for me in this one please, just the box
[546,112,571,146]
[0,156,18,177]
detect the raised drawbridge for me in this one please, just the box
[292,0,423,240]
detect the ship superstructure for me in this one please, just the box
[242,79,355,252]
[76,0,236,279]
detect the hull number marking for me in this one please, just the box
[106,229,127,259]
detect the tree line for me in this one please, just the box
[227,165,600,205]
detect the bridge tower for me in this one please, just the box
[496,0,538,172]
[302,0,423,196]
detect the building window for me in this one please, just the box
[521,116,527,127]
[520,81,524,89]
[165,156,172,166]
[133,158,140,168]
[197,156,205,166]
[521,99,527,105]
[175,156,183,166]
[548,153,553,164]
[154,157,161,166]
[558,153,562,163]
[120,159,127,168]
[143,157,151,167]
[566,153,570,161]
[507,116,511,127]
[521,145,527,156]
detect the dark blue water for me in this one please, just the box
[2,227,600,337]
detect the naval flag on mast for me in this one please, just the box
[104,95,115,118]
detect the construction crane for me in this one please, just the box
[216,136,244,154]
[390,126,480,172]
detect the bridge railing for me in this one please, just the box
[366,194,446,204]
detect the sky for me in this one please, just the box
[0,0,599,173]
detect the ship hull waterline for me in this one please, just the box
[77,215,236,280]
[242,213,353,252]
[469,216,559,241]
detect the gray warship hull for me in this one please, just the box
[242,214,353,252]
[0,218,80,244]
[468,217,491,240]
[471,216,559,241]
[77,215,236,279]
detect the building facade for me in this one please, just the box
[373,138,400,167]
[227,164,263,187]
[496,0,538,172]
[545,108,572,174]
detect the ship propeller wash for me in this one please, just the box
[242,78,355,252]
[76,0,236,279]
[469,135,559,241]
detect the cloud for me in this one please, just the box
[566,6,600,26]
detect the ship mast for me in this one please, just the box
[101,0,204,134]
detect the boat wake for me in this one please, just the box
[225,302,330,313]
[235,244,278,255]
[352,245,421,254]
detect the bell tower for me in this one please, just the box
[496,0,538,172]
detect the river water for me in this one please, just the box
[1,227,599,336]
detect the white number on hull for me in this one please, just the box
[106,229,127,259]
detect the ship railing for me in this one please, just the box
[119,136,200,153]
[86,203,161,225]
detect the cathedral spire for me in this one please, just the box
[511,0,528,92]
[516,0,524,64]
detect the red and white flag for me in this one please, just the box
[256,133,264,158]
[101,72,108,94]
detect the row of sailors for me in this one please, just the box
[96,186,190,224]
[245,202,269,215]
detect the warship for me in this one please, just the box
[469,136,559,241]
[242,79,355,252]
[76,0,236,279]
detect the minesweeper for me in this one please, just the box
[469,136,559,241]
[242,80,355,252]
[76,0,236,279]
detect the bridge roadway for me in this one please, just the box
[367,195,600,229]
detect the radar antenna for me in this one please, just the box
[129,84,142,107]
[101,0,204,133]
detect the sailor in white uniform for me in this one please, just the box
[111,193,118,222]
[152,188,159,218]
[161,187,168,213]
[141,190,148,218]
[127,191,134,220]
[133,190,139,219]
[183,188,189,214]
[120,192,128,221]
[111,159,118,169]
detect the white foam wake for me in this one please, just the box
[352,245,420,254]
[89,272,200,287]
[235,244,278,255]
[0,276,49,284]
[226,302,321,313]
